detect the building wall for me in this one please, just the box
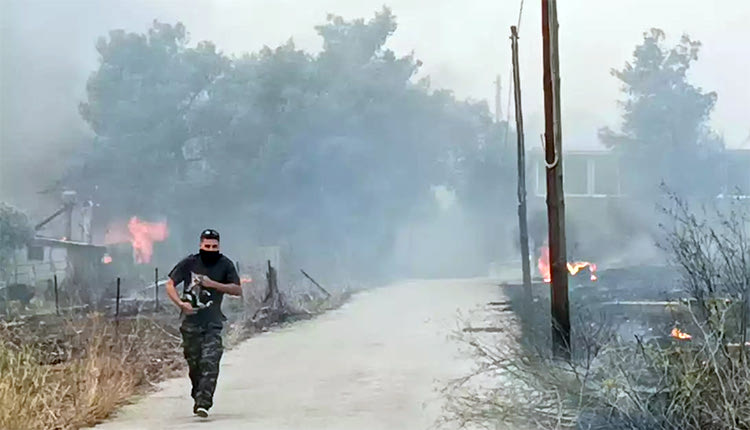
[525,149,750,267]
[8,245,68,286]
[528,149,750,200]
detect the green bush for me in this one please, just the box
[0,202,34,279]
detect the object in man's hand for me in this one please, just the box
[182,272,214,310]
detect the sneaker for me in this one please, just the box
[195,407,209,418]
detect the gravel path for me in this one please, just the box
[93,278,503,430]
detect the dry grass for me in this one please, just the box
[0,269,354,430]
[442,194,750,430]
[0,315,182,430]
[444,302,750,430]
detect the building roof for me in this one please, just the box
[33,236,106,250]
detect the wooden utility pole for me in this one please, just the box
[541,0,570,359]
[510,26,532,293]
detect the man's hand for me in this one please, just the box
[198,276,242,296]
[179,301,195,315]
[199,276,220,289]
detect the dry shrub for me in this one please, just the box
[442,194,750,430]
[0,315,182,430]
[443,304,750,430]
[283,286,353,317]
[441,308,611,430]
[445,302,750,430]
[241,268,355,332]
[0,266,352,430]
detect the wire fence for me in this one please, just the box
[0,260,274,321]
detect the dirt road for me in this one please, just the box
[94,278,503,430]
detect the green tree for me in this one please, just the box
[70,10,513,279]
[73,21,228,218]
[0,203,33,279]
[599,28,723,198]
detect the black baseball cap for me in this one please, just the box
[200,229,220,241]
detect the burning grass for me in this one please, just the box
[442,194,750,429]
[537,245,598,283]
[444,299,750,430]
[0,315,182,430]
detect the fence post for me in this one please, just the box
[154,267,159,311]
[115,277,121,320]
[267,260,272,295]
[54,275,59,316]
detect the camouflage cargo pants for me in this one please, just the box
[180,319,224,410]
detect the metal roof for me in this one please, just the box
[33,236,106,249]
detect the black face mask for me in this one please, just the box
[199,249,221,265]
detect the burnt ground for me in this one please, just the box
[503,265,689,345]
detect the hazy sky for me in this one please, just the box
[2,0,749,210]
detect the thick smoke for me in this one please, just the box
[2,1,747,284]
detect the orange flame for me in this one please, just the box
[538,246,552,283]
[105,216,168,264]
[240,277,253,284]
[671,327,692,340]
[538,246,598,283]
[101,254,113,264]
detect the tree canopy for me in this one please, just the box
[0,203,34,278]
[599,28,722,198]
[68,9,514,279]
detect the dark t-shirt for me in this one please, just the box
[168,254,239,324]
